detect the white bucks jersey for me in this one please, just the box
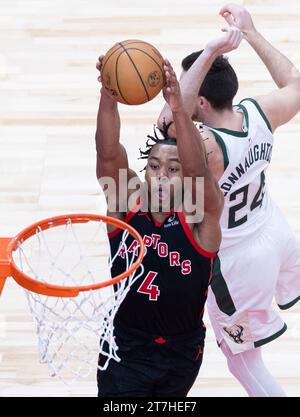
[206,98,274,249]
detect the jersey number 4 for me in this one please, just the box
[228,171,265,229]
[137,271,160,301]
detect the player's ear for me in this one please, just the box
[198,96,213,114]
[198,96,207,108]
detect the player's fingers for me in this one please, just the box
[221,26,234,44]
[219,5,230,15]
[98,54,105,61]
[222,12,234,27]
[228,26,240,41]
[164,66,175,80]
[228,26,237,37]
[97,55,105,69]
[232,27,243,46]
[236,28,243,42]
[219,3,241,16]
[168,68,176,79]
[164,65,174,80]
[169,66,175,76]
[221,11,231,20]
[164,69,171,81]
[164,58,176,74]
[168,72,177,86]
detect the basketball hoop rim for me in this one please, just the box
[0,213,145,298]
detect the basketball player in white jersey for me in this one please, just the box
[158,3,300,396]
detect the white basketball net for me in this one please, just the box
[12,218,143,385]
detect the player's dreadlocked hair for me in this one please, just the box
[139,121,177,170]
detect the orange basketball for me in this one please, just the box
[101,40,165,105]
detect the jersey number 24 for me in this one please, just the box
[228,171,265,229]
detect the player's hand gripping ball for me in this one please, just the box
[101,40,165,105]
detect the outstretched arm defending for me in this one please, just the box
[157,27,242,134]
[220,3,300,131]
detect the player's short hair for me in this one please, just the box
[181,50,238,110]
[139,121,177,166]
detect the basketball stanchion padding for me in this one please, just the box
[0,214,145,384]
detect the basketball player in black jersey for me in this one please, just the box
[95,57,223,397]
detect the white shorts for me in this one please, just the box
[207,204,300,354]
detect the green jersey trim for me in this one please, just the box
[210,130,229,170]
[254,323,287,348]
[212,104,249,137]
[278,295,300,310]
[210,256,236,316]
[240,97,273,133]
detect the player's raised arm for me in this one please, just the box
[163,59,223,250]
[157,28,243,134]
[95,56,136,216]
[95,55,129,179]
[219,3,300,131]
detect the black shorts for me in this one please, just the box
[97,325,205,397]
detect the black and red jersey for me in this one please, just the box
[109,204,216,337]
